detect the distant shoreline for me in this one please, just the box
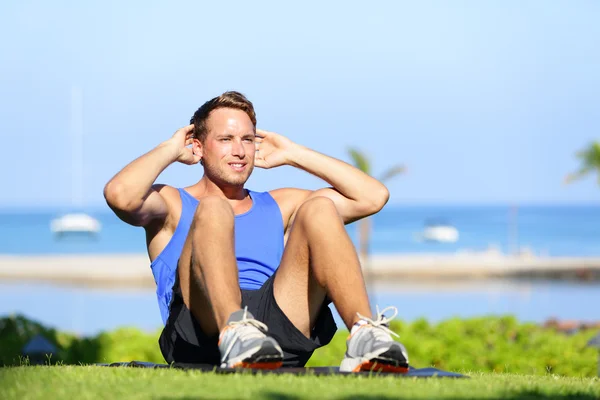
[1,253,599,287]
[2,203,599,212]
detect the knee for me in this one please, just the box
[193,196,234,224]
[295,196,339,225]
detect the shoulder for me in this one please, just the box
[150,184,182,208]
[152,183,178,196]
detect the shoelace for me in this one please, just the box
[221,307,269,363]
[228,307,269,337]
[355,305,400,338]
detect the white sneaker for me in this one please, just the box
[218,307,283,369]
[339,306,409,373]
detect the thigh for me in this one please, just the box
[272,223,327,338]
[177,231,220,336]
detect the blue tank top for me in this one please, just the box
[150,188,285,325]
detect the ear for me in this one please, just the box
[192,138,203,159]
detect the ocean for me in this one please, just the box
[1,204,599,256]
[1,204,599,335]
[1,280,599,336]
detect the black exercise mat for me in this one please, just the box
[98,361,466,378]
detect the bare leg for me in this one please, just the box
[273,196,372,337]
[178,196,242,336]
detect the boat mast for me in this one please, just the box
[70,86,84,210]
[508,204,519,255]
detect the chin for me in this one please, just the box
[206,165,252,186]
[229,175,250,186]
[228,167,253,186]
[218,171,250,186]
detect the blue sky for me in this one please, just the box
[1,1,599,208]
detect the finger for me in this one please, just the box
[254,160,268,169]
[176,124,195,138]
[185,138,194,145]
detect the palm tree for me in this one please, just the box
[564,142,600,185]
[347,148,406,266]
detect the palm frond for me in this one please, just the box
[564,167,593,184]
[379,165,406,183]
[347,148,371,175]
[566,141,600,185]
[590,142,600,164]
[575,141,600,166]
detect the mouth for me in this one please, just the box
[228,162,247,172]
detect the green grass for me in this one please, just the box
[0,366,598,399]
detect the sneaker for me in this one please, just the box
[218,307,284,369]
[339,306,409,373]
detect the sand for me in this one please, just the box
[1,253,599,287]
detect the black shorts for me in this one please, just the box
[158,273,337,368]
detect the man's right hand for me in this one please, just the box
[168,124,202,165]
[104,124,200,228]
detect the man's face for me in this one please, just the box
[197,108,256,186]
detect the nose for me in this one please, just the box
[231,138,245,158]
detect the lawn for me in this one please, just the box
[0,366,598,399]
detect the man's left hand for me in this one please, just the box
[254,129,296,169]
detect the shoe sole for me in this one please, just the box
[348,347,409,374]
[353,360,409,373]
[229,341,283,370]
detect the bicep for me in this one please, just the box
[301,187,368,224]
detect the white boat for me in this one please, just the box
[51,213,101,235]
[419,220,459,243]
[51,87,101,237]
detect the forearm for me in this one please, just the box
[287,145,389,209]
[104,141,178,210]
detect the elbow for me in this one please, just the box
[374,184,390,211]
[103,181,139,212]
[103,180,123,209]
[364,184,390,216]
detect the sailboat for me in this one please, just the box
[51,87,101,236]
[418,219,459,243]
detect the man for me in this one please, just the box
[103,91,409,372]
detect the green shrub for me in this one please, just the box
[307,315,599,377]
[1,314,597,377]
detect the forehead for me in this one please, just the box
[206,108,254,136]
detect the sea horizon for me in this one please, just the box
[1,202,599,213]
[0,203,599,257]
